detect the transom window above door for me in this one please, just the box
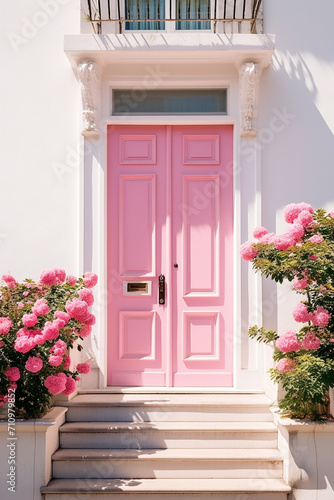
[125,0,211,31]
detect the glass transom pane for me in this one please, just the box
[125,0,165,30]
[113,89,227,115]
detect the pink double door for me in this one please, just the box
[107,125,233,387]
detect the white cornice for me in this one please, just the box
[64,33,275,71]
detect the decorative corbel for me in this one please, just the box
[77,61,100,137]
[238,62,262,138]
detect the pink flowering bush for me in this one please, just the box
[244,204,334,420]
[0,269,97,419]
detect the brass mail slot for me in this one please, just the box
[127,282,148,293]
[123,281,152,296]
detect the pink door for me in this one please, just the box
[107,125,233,387]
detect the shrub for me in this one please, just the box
[242,205,334,420]
[0,269,97,419]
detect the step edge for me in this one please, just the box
[41,477,291,493]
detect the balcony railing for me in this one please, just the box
[81,0,263,35]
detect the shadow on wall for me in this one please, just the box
[254,1,334,335]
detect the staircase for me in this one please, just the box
[41,392,291,500]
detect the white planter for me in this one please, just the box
[0,406,67,500]
[330,387,334,418]
[273,409,334,500]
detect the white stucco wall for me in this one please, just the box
[0,0,81,283]
[258,0,334,336]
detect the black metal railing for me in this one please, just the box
[83,0,263,34]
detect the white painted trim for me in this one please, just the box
[77,56,272,391]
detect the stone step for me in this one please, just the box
[59,421,278,449]
[41,478,291,500]
[52,447,283,479]
[60,393,274,422]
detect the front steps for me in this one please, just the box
[41,392,291,500]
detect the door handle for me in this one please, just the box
[158,274,165,305]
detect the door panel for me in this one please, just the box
[183,175,219,296]
[107,126,167,386]
[107,124,233,387]
[119,174,156,276]
[171,125,233,386]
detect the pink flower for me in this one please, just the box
[240,241,258,261]
[292,303,312,323]
[66,275,77,286]
[309,255,318,260]
[39,268,66,286]
[297,210,314,227]
[4,366,21,382]
[50,339,67,356]
[42,321,60,341]
[53,318,65,330]
[17,302,24,309]
[14,335,36,353]
[34,333,47,345]
[25,356,43,373]
[292,276,308,290]
[253,227,268,239]
[312,306,331,327]
[273,236,295,251]
[287,223,305,241]
[54,311,70,324]
[23,291,30,297]
[283,203,314,224]
[79,325,92,338]
[48,355,63,367]
[259,232,276,244]
[66,298,89,322]
[0,317,12,335]
[302,332,321,351]
[76,362,91,374]
[83,272,98,288]
[78,288,94,306]
[276,331,302,353]
[63,376,77,396]
[2,274,17,289]
[63,355,71,369]
[55,269,66,283]
[0,341,5,348]
[22,313,38,328]
[330,211,334,218]
[44,374,67,395]
[39,269,58,286]
[276,358,297,373]
[32,298,50,316]
[83,313,95,327]
[309,235,324,243]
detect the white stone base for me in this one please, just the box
[0,406,67,500]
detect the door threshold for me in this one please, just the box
[79,387,265,395]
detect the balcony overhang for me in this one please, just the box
[64,33,275,71]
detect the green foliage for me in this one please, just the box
[248,325,278,344]
[244,206,334,420]
[270,355,334,420]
